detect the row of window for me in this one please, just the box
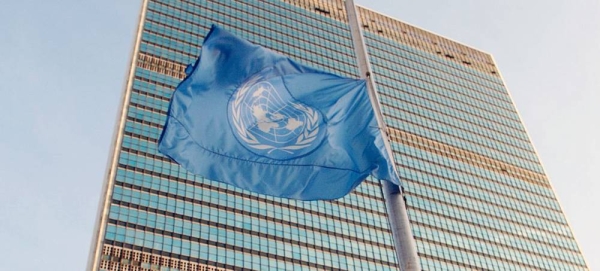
[105,224,396,270]
[379,91,532,151]
[377,74,528,141]
[416,237,584,270]
[404,170,561,224]
[411,211,579,262]
[410,193,577,264]
[386,113,543,173]
[363,30,504,89]
[367,38,511,105]
[382,102,539,166]
[135,67,181,88]
[391,129,545,189]
[110,189,392,260]
[114,161,392,233]
[116,155,388,219]
[100,244,230,271]
[408,194,574,249]
[394,142,556,200]
[413,219,584,266]
[411,182,567,231]
[122,115,391,212]
[109,203,396,264]
[120,129,387,205]
[146,0,353,62]
[143,4,358,76]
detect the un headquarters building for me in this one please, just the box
[88,0,588,270]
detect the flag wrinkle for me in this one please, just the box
[158,25,400,200]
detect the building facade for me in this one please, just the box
[89,0,588,270]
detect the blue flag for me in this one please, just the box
[158,25,399,200]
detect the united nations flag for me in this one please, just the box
[158,25,399,200]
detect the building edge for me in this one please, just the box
[490,55,590,270]
[356,4,493,57]
[86,0,150,270]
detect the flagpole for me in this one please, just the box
[344,1,421,270]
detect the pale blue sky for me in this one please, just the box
[0,0,597,270]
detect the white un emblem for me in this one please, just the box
[229,74,325,160]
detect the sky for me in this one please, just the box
[0,0,598,270]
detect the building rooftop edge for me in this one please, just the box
[356,4,493,56]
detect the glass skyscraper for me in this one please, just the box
[89,0,588,270]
